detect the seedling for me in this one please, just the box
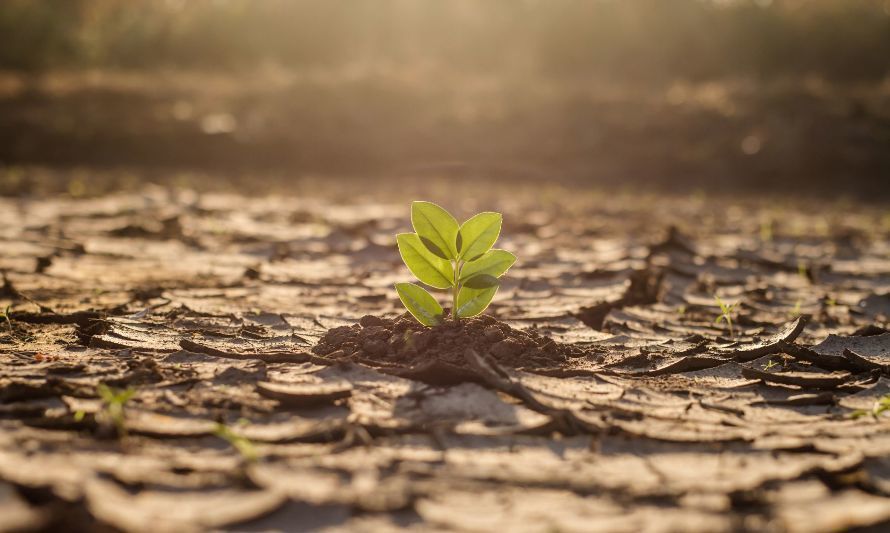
[763,359,780,371]
[852,394,890,419]
[214,421,259,462]
[97,384,136,438]
[789,299,802,318]
[759,218,773,243]
[714,295,740,337]
[797,260,808,281]
[0,306,11,331]
[395,201,516,325]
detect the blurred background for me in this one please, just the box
[1,0,889,197]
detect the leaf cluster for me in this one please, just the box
[97,384,136,438]
[396,201,516,325]
[213,422,259,462]
[852,394,890,420]
[714,295,741,337]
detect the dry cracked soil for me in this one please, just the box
[1,177,889,532]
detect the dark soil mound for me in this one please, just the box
[312,314,582,373]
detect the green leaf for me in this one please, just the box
[419,236,449,260]
[395,283,444,326]
[462,274,499,289]
[458,212,502,261]
[456,283,498,318]
[460,249,516,281]
[397,233,454,289]
[411,201,459,260]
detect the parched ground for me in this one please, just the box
[1,177,889,532]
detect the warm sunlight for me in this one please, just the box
[1,2,889,532]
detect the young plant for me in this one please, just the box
[714,295,740,337]
[789,299,803,318]
[0,305,12,331]
[97,384,136,438]
[395,201,516,325]
[213,421,259,462]
[852,394,890,419]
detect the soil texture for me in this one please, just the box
[0,178,889,532]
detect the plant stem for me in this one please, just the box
[452,260,462,320]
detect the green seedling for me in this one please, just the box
[714,295,740,337]
[0,306,12,330]
[395,201,516,325]
[763,359,780,371]
[797,260,808,281]
[214,422,259,462]
[789,299,802,318]
[97,384,136,438]
[852,394,890,419]
[759,218,774,243]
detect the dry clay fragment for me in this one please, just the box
[725,316,808,362]
[256,380,353,407]
[813,333,890,368]
[84,476,287,533]
[740,367,851,389]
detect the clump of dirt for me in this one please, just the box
[312,314,582,370]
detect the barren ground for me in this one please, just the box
[1,177,889,532]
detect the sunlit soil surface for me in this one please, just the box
[1,178,889,531]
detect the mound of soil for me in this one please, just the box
[312,314,582,372]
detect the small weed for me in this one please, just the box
[395,201,516,325]
[789,299,802,318]
[759,218,773,242]
[852,394,890,420]
[214,422,259,462]
[676,304,686,317]
[714,295,741,337]
[797,260,808,281]
[0,306,13,331]
[97,384,136,438]
[763,359,780,371]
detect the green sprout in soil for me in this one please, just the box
[395,201,516,326]
[759,218,774,243]
[214,421,259,462]
[763,359,780,372]
[97,384,136,438]
[852,394,890,420]
[797,259,808,282]
[0,305,12,331]
[714,295,740,337]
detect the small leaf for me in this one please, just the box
[397,233,454,289]
[458,212,502,261]
[411,201,459,260]
[462,274,499,289]
[420,236,449,260]
[456,284,498,318]
[395,283,444,326]
[460,249,516,281]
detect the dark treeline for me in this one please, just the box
[1,0,888,82]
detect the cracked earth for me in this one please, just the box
[1,178,889,532]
